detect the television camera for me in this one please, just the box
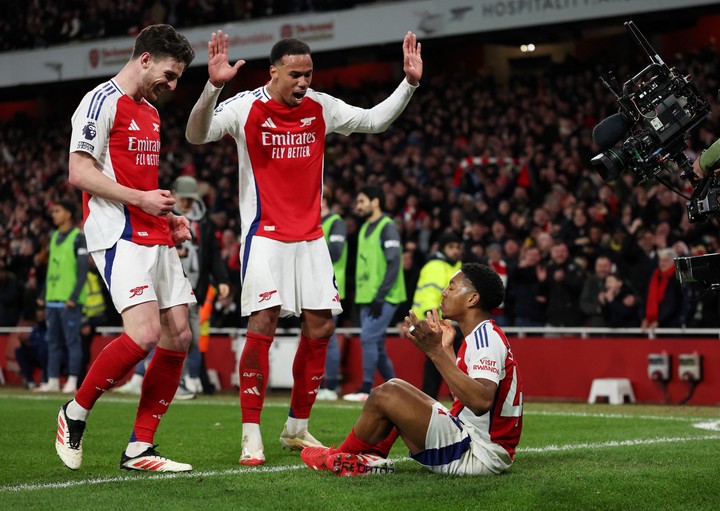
[589,21,719,224]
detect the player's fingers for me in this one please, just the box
[430,308,440,323]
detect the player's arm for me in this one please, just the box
[186,30,245,145]
[435,355,498,416]
[404,310,496,415]
[69,152,175,217]
[326,31,421,134]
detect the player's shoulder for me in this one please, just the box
[469,320,507,348]
[219,86,265,108]
[78,80,123,119]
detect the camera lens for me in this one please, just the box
[590,148,627,183]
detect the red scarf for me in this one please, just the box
[645,265,676,323]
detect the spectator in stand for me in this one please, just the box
[506,246,546,328]
[0,258,22,327]
[558,204,590,259]
[599,273,642,328]
[579,255,614,327]
[641,248,687,330]
[485,243,509,327]
[539,240,586,328]
[620,227,657,302]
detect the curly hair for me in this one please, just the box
[461,262,505,312]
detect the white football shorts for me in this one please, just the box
[92,239,196,313]
[240,236,343,318]
[410,402,511,476]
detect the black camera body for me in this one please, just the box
[590,22,717,223]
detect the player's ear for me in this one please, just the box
[140,52,152,69]
[467,291,480,308]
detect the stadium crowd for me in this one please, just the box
[2,40,720,336]
[0,0,381,52]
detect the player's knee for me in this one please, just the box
[131,328,162,351]
[367,378,404,407]
[176,325,193,351]
[309,318,334,340]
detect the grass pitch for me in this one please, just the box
[1,388,719,510]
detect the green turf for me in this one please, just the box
[1,389,719,511]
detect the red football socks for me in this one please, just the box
[132,346,186,443]
[239,332,273,424]
[289,334,328,419]
[338,427,399,458]
[75,333,148,410]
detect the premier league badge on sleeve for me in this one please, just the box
[82,122,97,140]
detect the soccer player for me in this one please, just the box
[185,30,422,465]
[301,263,523,476]
[55,24,197,472]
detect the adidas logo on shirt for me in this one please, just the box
[129,119,140,131]
[261,117,277,128]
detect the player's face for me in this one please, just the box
[140,55,185,102]
[439,271,476,320]
[270,54,313,107]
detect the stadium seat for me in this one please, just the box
[587,378,636,405]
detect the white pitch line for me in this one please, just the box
[524,410,705,422]
[3,434,720,493]
[517,434,720,453]
[0,464,305,493]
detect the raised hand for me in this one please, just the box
[403,310,443,356]
[402,31,422,86]
[429,308,456,349]
[208,30,246,88]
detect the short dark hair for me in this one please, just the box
[359,185,385,211]
[55,200,76,220]
[270,38,311,66]
[132,24,195,67]
[461,262,505,312]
